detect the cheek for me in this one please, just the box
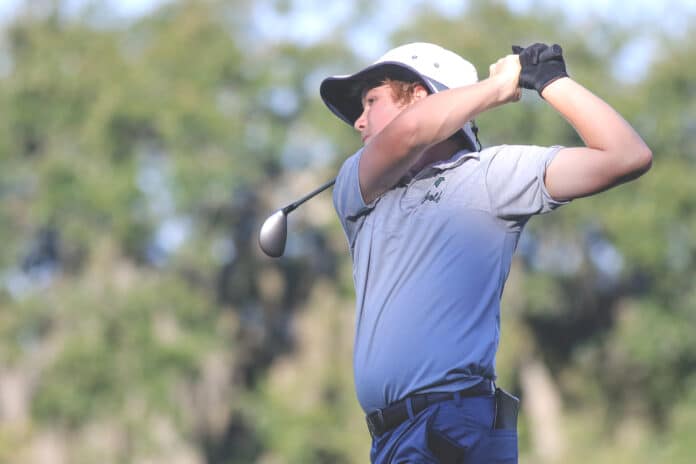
[374,106,399,126]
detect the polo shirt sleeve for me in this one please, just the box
[333,148,377,251]
[484,144,570,218]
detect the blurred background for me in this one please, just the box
[0,0,695,462]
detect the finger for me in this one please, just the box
[489,57,502,74]
[539,44,563,61]
[500,55,521,74]
[526,43,548,64]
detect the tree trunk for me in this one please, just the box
[519,359,565,463]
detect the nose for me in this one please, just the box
[354,108,366,131]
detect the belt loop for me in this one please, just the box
[454,391,462,406]
[406,397,415,420]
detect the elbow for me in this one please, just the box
[619,143,652,183]
[633,143,653,177]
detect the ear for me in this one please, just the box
[412,84,429,101]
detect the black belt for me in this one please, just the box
[366,380,495,438]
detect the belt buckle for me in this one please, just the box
[366,409,384,438]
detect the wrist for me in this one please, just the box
[488,74,519,105]
[540,75,571,99]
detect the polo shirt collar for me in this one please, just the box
[420,148,479,176]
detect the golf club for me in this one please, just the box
[258,178,336,257]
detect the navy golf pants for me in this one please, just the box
[370,394,518,463]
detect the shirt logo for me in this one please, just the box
[422,176,446,204]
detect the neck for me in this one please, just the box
[409,138,464,174]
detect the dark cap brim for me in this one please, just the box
[320,62,436,126]
[319,60,477,152]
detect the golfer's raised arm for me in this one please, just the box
[358,55,521,204]
[541,77,652,200]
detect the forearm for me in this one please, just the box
[358,53,521,203]
[542,77,650,159]
[399,76,510,150]
[541,77,652,199]
[360,77,512,201]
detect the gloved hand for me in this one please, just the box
[512,43,568,95]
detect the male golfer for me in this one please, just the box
[320,42,651,463]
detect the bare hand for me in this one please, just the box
[488,54,522,103]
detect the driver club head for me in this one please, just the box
[258,210,288,257]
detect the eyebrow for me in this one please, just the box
[361,84,386,106]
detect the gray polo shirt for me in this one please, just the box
[333,144,567,413]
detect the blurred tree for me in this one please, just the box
[0,0,694,463]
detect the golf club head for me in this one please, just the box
[258,210,287,257]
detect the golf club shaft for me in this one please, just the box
[282,178,336,214]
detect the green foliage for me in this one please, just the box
[24,273,219,428]
[0,0,695,462]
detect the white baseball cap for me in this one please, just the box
[320,42,480,150]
